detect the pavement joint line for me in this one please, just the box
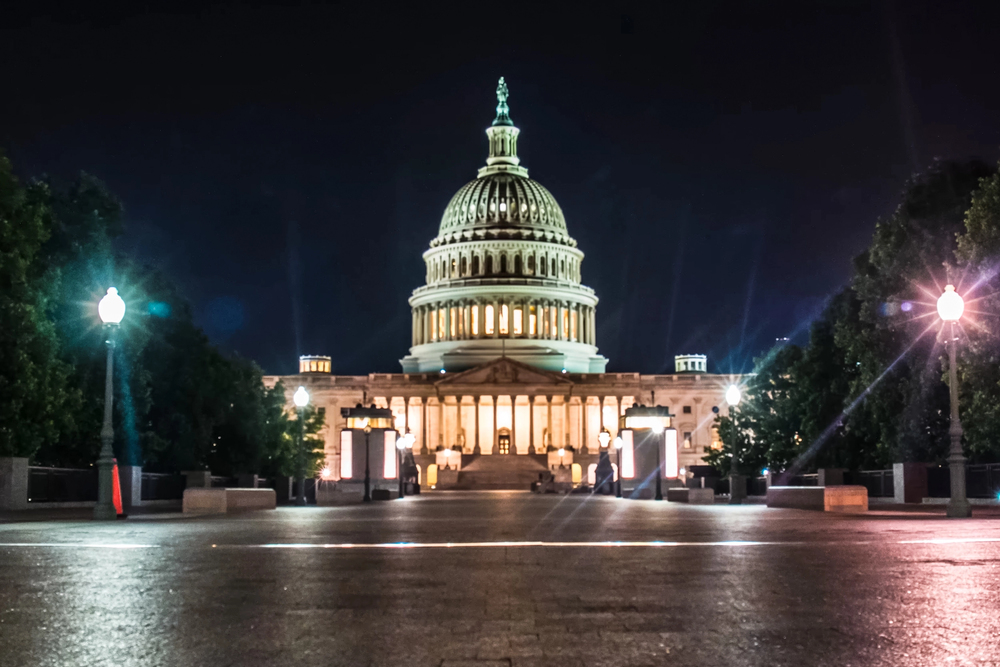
[2,537,999,550]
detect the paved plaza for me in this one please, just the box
[1,493,999,666]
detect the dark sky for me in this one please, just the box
[3,1,998,376]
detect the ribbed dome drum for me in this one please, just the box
[433,173,572,248]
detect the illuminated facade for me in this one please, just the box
[264,80,745,487]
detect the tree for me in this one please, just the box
[0,156,77,458]
[839,160,994,464]
[955,165,1000,461]
[263,395,326,479]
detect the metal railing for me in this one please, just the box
[846,469,895,498]
[928,464,1000,499]
[27,467,98,503]
[141,473,186,501]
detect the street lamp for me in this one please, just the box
[613,435,623,498]
[937,284,971,518]
[397,430,414,498]
[598,428,611,449]
[557,447,566,468]
[95,288,125,520]
[726,384,744,505]
[293,386,310,506]
[361,418,372,502]
[652,422,664,500]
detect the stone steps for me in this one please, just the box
[456,454,549,490]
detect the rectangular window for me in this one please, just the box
[562,309,569,339]
[450,307,457,338]
[485,305,495,335]
[438,309,445,340]
[472,305,479,335]
[529,306,536,335]
[499,304,509,335]
[513,307,523,335]
[683,431,692,449]
[570,310,577,341]
[683,406,692,414]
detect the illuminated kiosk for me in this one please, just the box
[335,405,399,500]
[618,406,678,500]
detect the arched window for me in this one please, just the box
[460,256,468,276]
[527,255,535,273]
[551,258,556,277]
[514,254,522,275]
[560,259,566,276]
[500,253,508,274]
[472,255,480,275]
[539,255,546,276]
[486,255,494,275]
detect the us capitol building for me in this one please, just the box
[266,79,739,487]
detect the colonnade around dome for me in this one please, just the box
[411,299,595,346]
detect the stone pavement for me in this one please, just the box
[1,492,999,666]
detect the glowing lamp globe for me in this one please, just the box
[396,436,406,451]
[558,448,565,457]
[652,422,664,434]
[598,429,611,448]
[725,385,741,407]
[98,287,126,324]
[613,436,623,450]
[937,284,964,322]
[293,386,310,408]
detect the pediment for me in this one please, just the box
[436,358,572,387]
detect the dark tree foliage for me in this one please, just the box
[0,156,77,458]
[2,153,297,474]
[710,160,1000,475]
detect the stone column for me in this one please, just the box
[474,395,481,454]
[421,396,428,453]
[564,397,570,449]
[529,395,536,454]
[464,301,471,340]
[615,396,622,437]
[412,309,418,346]
[492,299,500,339]
[492,396,499,454]
[546,395,553,450]
[438,397,445,449]
[456,395,464,452]
[511,395,517,454]
[444,302,452,341]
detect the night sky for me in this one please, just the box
[3,1,998,376]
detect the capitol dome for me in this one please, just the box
[400,78,608,375]
[433,174,574,248]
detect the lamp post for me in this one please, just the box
[94,287,125,521]
[725,384,744,505]
[396,430,414,498]
[938,284,972,518]
[597,428,611,494]
[652,422,664,500]
[613,435,623,498]
[557,447,566,468]
[362,419,372,502]
[293,386,310,506]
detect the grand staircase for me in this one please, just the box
[455,454,549,490]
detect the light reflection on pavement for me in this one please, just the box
[1,492,998,667]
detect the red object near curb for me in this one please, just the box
[112,461,124,516]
